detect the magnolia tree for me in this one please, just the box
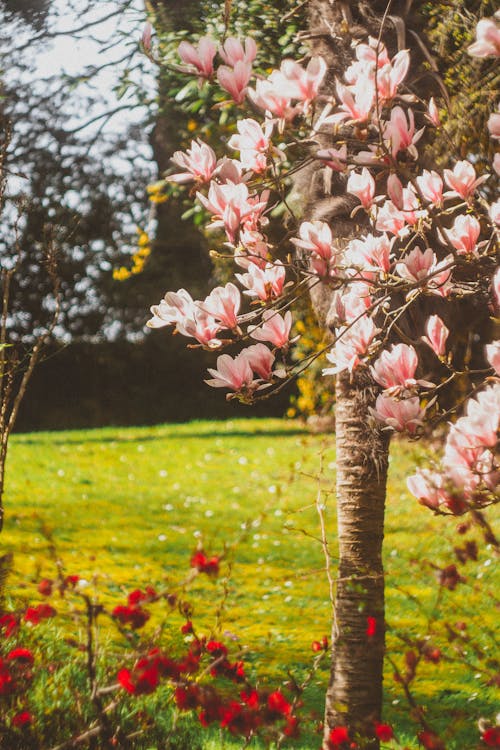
[145,6,499,749]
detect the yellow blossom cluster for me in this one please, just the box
[113,229,151,282]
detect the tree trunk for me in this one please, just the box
[325,372,389,747]
[302,2,403,744]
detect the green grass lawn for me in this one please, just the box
[1,418,498,748]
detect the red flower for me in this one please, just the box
[38,579,53,596]
[366,616,377,638]
[267,690,291,716]
[312,635,329,652]
[12,710,33,728]
[482,727,500,747]
[112,604,150,629]
[175,684,201,710]
[437,564,465,590]
[64,575,80,589]
[190,550,220,576]
[181,620,193,634]
[0,614,18,638]
[424,648,441,664]
[127,587,157,607]
[375,722,394,741]
[0,662,14,695]
[7,648,34,665]
[283,715,300,737]
[24,604,56,625]
[206,640,228,658]
[329,726,350,747]
[240,689,259,708]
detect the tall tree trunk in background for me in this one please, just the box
[148,0,211,297]
[302,1,420,745]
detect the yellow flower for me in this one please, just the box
[187,119,197,132]
[113,267,132,282]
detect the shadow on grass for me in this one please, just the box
[15,427,312,445]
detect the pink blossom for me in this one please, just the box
[247,76,297,121]
[201,283,241,330]
[347,168,375,210]
[467,18,500,58]
[176,309,222,348]
[387,174,404,209]
[445,214,481,256]
[327,284,372,327]
[219,36,257,67]
[493,268,500,309]
[407,470,448,510]
[197,182,269,241]
[489,199,500,226]
[494,153,500,177]
[249,310,293,348]
[290,220,336,261]
[395,247,435,283]
[395,246,453,296]
[168,140,218,184]
[227,118,273,173]
[244,343,275,380]
[486,341,500,376]
[375,49,410,101]
[416,170,444,207]
[234,229,269,269]
[488,106,500,139]
[215,158,246,184]
[205,352,255,391]
[141,22,152,54]
[217,61,253,104]
[323,316,380,375]
[275,57,327,103]
[347,233,393,275]
[422,315,449,357]
[371,394,425,434]
[375,200,408,236]
[330,79,374,124]
[426,97,441,127]
[236,261,286,301]
[178,37,217,77]
[383,106,424,158]
[443,160,488,200]
[370,343,423,391]
[147,289,196,329]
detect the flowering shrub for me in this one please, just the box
[146,16,499,522]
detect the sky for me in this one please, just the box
[31,0,153,140]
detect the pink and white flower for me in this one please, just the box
[249,309,293,348]
[201,283,241,330]
[347,168,376,210]
[219,36,257,67]
[347,233,393,276]
[443,160,488,201]
[205,352,255,391]
[323,316,380,375]
[217,61,253,104]
[370,343,427,392]
[422,315,449,358]
[178,37,217,77]
[467,17,500,58]
[274,57,327,103]
[168,140,218,184]
[486,341,500,376]
[227,118,273,173]
[371,394,425,434]
[236,261,286,301]
[383,106,424,158]
[445,214,481,256]
[315,145,348,172]
[247,75,297,121]
[416,170,444,207]
[488,106,500,139]
[244,343,275,380]
[291,221,337,261]
[147,289,196,329]
[407,469,448,510]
